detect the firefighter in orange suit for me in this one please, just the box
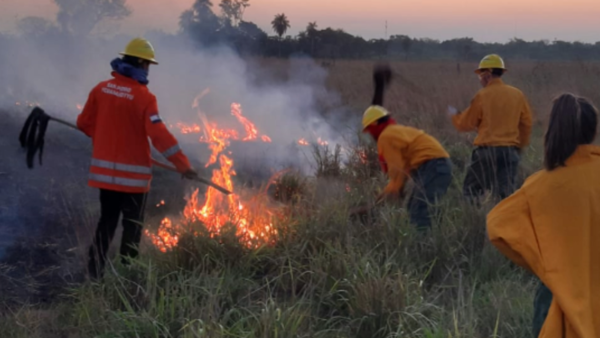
[77,38,198,279]
[354,64,452,229]
[487,93,600,338]
[449,54,533,201]
[362,106,452,229]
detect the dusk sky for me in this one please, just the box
[1,0,599,42]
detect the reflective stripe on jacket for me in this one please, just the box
[77,72,191,193]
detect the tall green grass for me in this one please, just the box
[1,59,568,337]
[1,137,540,338]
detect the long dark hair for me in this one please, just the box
[544,93,598,170]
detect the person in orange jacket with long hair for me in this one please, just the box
[487,93,600,337]
[77,38,198,279]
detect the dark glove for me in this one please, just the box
[182,168,199,180]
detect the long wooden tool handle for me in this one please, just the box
[48,115,232,195]
[194,176,232,195]
[49,116,79,130]
[150,159,232,195]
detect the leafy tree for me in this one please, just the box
[271,13,290,39]
[390,35,412,60]
[187,0,220,26]
[457,37,474,61]
[238,21,267,40]
[53,0,131,36]
[219,0,250,26]
[306,22,318,36]
[176,4,600,61]
[271,13,290,56]
[401,37,412,60]
[180,0,222,44]
[306,21,318,55]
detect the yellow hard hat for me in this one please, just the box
[475,54,506,74]
[362,105,389,130]
[120,38,159,65]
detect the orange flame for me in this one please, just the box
[231,103,258,141]
[76,104,83,111]
[146,97,281,251]
[177,123,202,134]
[144,218,180,253]
[298,138,309,146]
[317,137,329,146]
[231,103,272,142]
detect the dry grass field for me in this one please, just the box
[2,58,599,338]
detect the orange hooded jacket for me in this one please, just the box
[77,72,191,193]
[487,145,600,338]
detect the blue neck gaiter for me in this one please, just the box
[110,58,149,85]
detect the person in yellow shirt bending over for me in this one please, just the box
[487,93,600,338]
[359,65,452,230]
[450,54,533,201]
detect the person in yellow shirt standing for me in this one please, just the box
[487,93,600,338]
[450,54,533,201]
[358,65,452,230]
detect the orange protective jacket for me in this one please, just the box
[487,145,600,338]
[452,78,533,148]
[378,125,450,195]
[77,72,191,193]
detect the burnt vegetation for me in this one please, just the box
[2,0,598,337]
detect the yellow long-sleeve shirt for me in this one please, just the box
[378,125,450,195]
[452,78,533,148]
[487,144,600,338]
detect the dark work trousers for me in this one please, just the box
[532,281,553,337]
[88,189,148,279]
[407,158,453,230]
[463,146,520,202]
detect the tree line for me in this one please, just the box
[7,0,600,61]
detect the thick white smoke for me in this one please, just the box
[0,33,350,175]
[0,9,357,289]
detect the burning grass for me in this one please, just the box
[1,59,563,337]
[146,89,345,252]
[147,98,286,251]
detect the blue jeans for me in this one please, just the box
[408,158,453,229]
[463,146,520,201]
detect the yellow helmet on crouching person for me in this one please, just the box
[362,105,390,131]
[475,54,506,74]
[120,38,159,65]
